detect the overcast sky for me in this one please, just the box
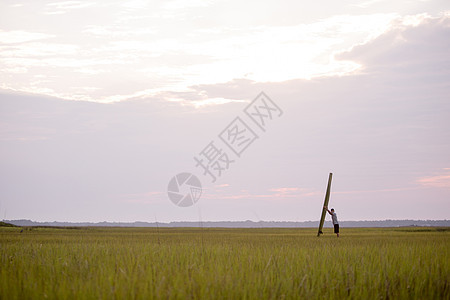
[0,0,449,222]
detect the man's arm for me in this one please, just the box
[324,206,332,215]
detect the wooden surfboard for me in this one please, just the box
[317,173,333,237]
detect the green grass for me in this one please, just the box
[0,221,17,227]
[1,227,448,299]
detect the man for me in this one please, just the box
[324,206,339,237]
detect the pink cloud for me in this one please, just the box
[333,187,420,195]
[215,184,230,188]
[269,187,299,193]
[417,172,450,188]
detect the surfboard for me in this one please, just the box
[317,173,333,237]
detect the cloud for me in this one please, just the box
[44,1,96,15]
[192,14,450,102]
[336,14,450,75]
[0,2,400,103]
[0,30,54,44]
[215,184,230,188]
[183,14,450,202]
[162,0,216,10]
[353,0,388,9]
[1,4,450,221]
[333,187,421,195]
[1,42,79,58]
[417,170,450,188]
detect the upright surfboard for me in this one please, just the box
[317,173,333,237]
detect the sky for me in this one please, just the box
[0,0,449,222]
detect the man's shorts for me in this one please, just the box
[334,224,340,233]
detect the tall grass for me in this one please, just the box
[1,227,448,299]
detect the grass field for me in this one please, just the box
[0,226,448,299]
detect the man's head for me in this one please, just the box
[331,208,335,212]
